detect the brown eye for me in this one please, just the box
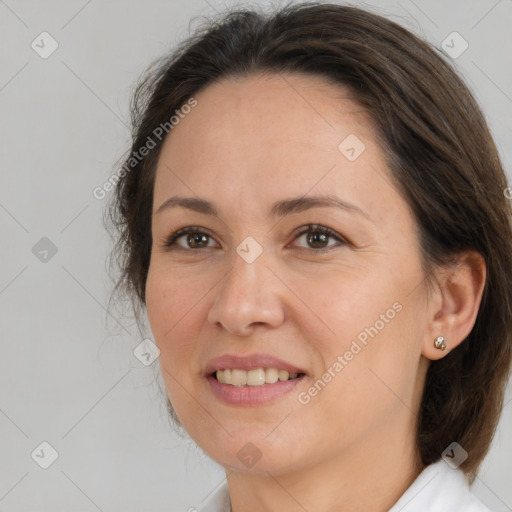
[293,225,347,251]
[164,227,218,250]
[305,231,330,249]
[181,233,209,249]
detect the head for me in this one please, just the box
[107,2,512,483]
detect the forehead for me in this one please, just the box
[153,72,387,213]
[160,72,374,149]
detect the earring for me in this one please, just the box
[434,336,447,351]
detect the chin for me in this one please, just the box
[194,432,306,475]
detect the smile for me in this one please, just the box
[214,368,304,386]
[205,353,307,405]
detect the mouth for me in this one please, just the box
[212,368,306,387]
[204,353,307,405]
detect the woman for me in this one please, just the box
[107,2,512,510]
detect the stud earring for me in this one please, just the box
[434,336,447,351]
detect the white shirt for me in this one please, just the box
[199,459,493,511]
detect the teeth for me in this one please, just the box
[215,368,301,387]
[247,368,265,386]
[231,369,247,387]
[265,368,279,384]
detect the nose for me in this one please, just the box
[207,249,285,336]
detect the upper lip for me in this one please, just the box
[204,354,307,375]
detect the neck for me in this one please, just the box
[226,412,425,512]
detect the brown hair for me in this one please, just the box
[106,1,512,482]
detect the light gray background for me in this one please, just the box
[1,0,511,511]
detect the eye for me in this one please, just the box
[160,224,348,252]
[291,224,348,251]
[163,226,219,250]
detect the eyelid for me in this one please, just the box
[161,225,220,249]
[161,223,349,253]
[289,224,349,249]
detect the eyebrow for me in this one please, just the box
[155,194,372,221]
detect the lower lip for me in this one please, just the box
[207,374,305,405]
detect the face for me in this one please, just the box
[145,73,430,475]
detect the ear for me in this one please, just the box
[422,251,486,360]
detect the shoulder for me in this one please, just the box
[197,461,495,512]
[388,460,494,512]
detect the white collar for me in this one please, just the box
[388,459,492,511]
[199,459,493,512]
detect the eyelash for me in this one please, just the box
[161,224,348,252]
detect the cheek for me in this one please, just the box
[145,269,200,375]
[146,266,197,339]
[145,269,205,415]
[303,268,399,350]
[302,310,421,444]
[145,273,169,344]
[307,266,424,402]
[347,298,424,407]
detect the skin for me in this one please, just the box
[145,72,486,512]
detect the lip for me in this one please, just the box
[204,353,307,375]
[204,353,307,406]
[207,374,306,405]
